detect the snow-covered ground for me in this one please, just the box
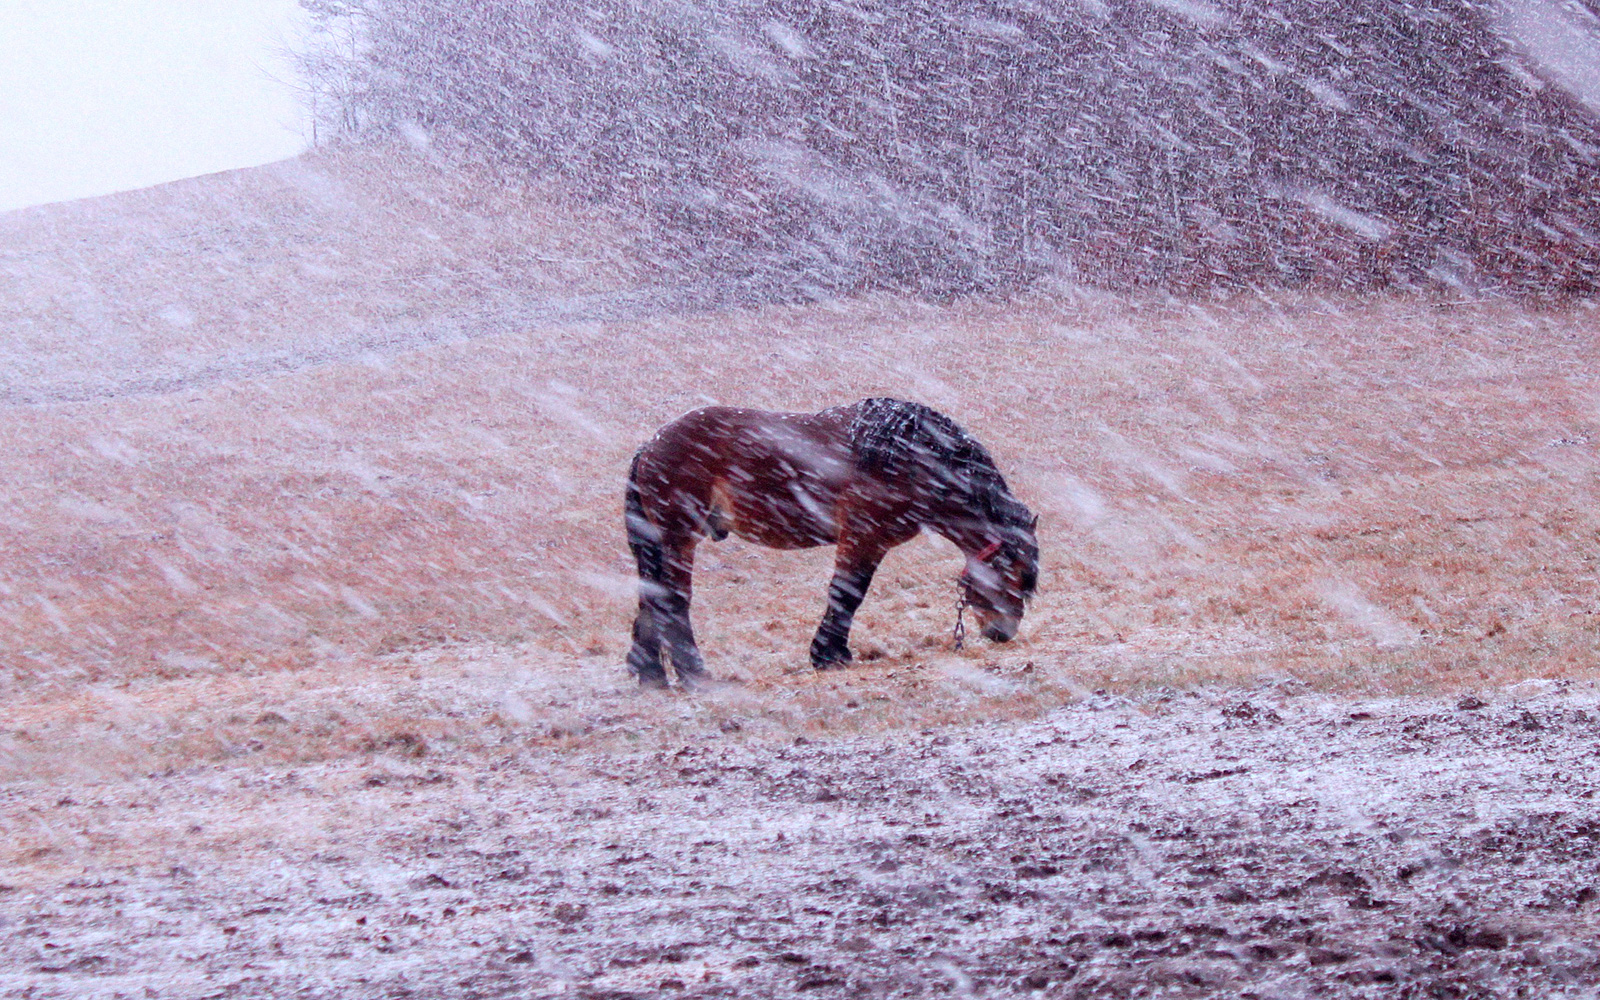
[2,150,1598,997]
[7,681,1600,998]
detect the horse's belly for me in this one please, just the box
[713,479,838,549]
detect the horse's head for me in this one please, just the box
[960,516,1039,643]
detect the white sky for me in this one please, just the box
[0,0,308,213]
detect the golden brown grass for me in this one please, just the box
[2,150,1598,782]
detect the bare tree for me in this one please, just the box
[292,0,1600,297]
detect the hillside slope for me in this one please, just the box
[0,147,652,405]
[3,145,1600,1000]
[1,148,1597,763]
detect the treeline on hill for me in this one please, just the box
[299,0,1600,296]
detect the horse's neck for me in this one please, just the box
[923,493,995,554]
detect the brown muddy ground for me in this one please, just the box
[3,149,1600,998]
[6,681,1600,998]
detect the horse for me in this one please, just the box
[623,397,1039,687]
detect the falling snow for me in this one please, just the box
[5,2,1600,996]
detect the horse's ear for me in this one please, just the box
[1030,514,1039,531]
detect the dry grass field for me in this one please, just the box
[2,149,1599,997]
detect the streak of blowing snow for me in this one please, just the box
[1500,0,1600,113]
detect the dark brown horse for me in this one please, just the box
[624,398,1038,687]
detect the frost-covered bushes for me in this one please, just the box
[299,0,1600,296]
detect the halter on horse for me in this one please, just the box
[624,397,1039,687]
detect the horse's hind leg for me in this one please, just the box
[625,463,670,688]
[657,537,707,685]
[626,592,668,688]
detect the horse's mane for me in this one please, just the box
[848,398,1031,532]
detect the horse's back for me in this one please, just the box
[638,406,777,471]
[642,405,849,467]
[632,404,856,547]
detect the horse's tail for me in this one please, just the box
[625,449,663,586]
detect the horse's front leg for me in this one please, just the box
[811,540,887,670]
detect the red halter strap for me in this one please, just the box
[974,538,1003,563]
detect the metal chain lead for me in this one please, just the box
[952,591,969,651]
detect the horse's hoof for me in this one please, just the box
[676,668,712,689]
[628,647,668,689]
[810,635,852,670]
